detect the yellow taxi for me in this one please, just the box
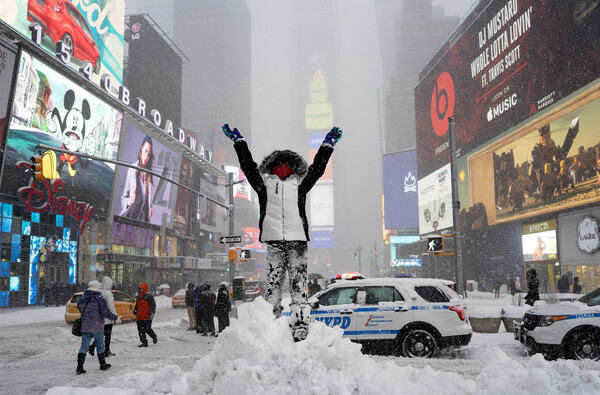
[65,290,137,323]
[171,288,187,308]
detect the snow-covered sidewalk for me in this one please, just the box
[1,294,599,394]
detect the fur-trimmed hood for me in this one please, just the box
[258,150,308,177]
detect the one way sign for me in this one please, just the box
[220,236,241,244]
[427,237,443,253]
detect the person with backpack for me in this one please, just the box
[214,282,232,333]
[75,280,119,374]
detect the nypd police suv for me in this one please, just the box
[514,287,600,360]
[299,277,472,358]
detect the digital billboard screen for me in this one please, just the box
[0,0,125,86]
[466,94,600,227]
[383,150,418,229]
[2,51,122,215]
[113,122,181,226]
[522,220,558,262]
[415,0,600,177]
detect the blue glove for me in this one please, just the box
[323,126,342,147]
[222,124,244,143]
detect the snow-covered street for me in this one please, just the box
[1,294,599,394]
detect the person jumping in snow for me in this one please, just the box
[222,124,342,341]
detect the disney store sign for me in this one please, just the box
[577,216,600,254]
[17,162,94,234]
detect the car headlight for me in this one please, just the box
[538,315,570,327]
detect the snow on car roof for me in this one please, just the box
[326,277,453,288]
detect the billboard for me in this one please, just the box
[311,228,334,249]
[310,184,334,227]
[522,220,558,262]
[198,169,227,233]
[2,51,122,215]
[0,43,17,143]
[415,0,600,176]
[224,165,251,201]
[466,93,600,227]
[305,102,333,130]
[0,0,125,87]
[126,14,182,127]
[173,157,196,226]
[113,122,181,225]
[383,151,419,229]
[418,164,453,235]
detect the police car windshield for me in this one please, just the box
[578,287,600,306]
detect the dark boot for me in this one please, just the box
[98,353,111,371]
[88,342,95,356]
[76,353,86,375]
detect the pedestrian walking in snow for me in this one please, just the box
[185,282,196,331]
[525,268,540,306]
[222,124,342,341]
[214,282,231,333]
[198,283,217,336]
[75,280,119,374]
[133,283,158,347]
[88,276,120,357]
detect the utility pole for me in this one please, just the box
[357,245,362,274]
[228,172,234,287]
[448,117,465,295]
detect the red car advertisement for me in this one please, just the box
[0,0,125,86]
[415,0,600,177]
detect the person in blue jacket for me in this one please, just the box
[222,124,342,341]
[76,280,119,374]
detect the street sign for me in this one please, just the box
[427,236,444,253]
[220,235,241,244]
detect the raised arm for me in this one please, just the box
[222,124,265,194]
[300,127,342,192]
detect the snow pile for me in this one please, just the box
[475,348,600,394]
[121,297,476,394]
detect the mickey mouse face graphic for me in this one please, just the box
[62,108,87,152]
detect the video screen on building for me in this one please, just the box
[0,0,125,87]
[418,164,453,235]
[1,51,123,215]
[465,93,600,228]
[415,0,600,177]
[522,220,558,261]
[383,151,419,230]
[113,122,181,226]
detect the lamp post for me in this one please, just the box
[448,117,465,294]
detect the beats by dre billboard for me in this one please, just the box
[415,0,600,176]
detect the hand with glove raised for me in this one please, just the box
[222,124,244,143]
[323,126,343,147]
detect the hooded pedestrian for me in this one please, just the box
[525,268,540,306]
[198,283,217,336]
[133,283,157,347]
[214,282,231,333]
[75,280,118,374]
[194,283,204,333]
[573,276,582,294]
[185,282,196,331]
[88,276,120,357]
[222,124,342,341]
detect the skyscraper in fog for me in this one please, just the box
[375,0,459,153]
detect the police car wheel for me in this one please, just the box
[567,330,600,360]
[401,329,437,358]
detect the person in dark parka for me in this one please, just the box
[525,268,540,306]
[222,124,342,341]
[198,283,217,336]
[133,283,157,347]
[214,282,232,333]
[75,280,118,374]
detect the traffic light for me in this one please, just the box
[427,236,444,253]
[354,251,358,260]
[31,155,44,181]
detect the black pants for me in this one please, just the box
[215,310,230,333]
[195,308,203,332]
[199,309,215,335]
[137,320,156,344]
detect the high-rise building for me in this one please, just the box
[376,0,460,154]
